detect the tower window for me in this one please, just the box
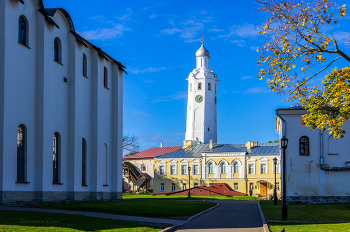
[208,82,211,91]
[18,16,28,46]
[208,127,210,131]
[198,82,202,90]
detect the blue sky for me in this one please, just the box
[44,0,350,151]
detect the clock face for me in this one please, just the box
[195,95,203,103]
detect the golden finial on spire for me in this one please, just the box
[200,34,206,44]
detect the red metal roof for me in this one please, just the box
[123,146,182,159]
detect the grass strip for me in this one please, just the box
[0,210,162,231]
[123,193,261,201]
[268,222,350,232]
[260,200,350,221]
[43,199,216,218]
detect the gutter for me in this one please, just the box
[320,130,350,171]
[275,110,286,137]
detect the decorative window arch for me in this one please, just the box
[233,162,240,174]
[54,37,62,63]
[208,162,214,174]
[220,162,226,174]
[53,132,60,183]
[208,82,212,91]
[299,136,309,155]
[141,163,147,171]
[83,54,87,77]
[18,16,28,46]
[17,124,26,182]
[169,160,177,175]
[82,138,87,186]
[259,157,268,174]
[104,67,108,88]
[198,82,202,90]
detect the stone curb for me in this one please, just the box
[257,201,269,232]
[159,203,220,232]
[267,220,350,224]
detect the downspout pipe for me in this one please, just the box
[320,130,350,171]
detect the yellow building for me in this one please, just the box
[153,141,281,198]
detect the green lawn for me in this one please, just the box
[0,211,162,231]
[43,199,216,218]
[123,192,261,201]
[260,200,350,232]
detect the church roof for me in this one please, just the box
[196,43,210,58]
[123,146,182,159]
[156,143,279,158]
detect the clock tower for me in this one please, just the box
[185,41,218,144]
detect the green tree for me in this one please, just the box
[256,0,349,138]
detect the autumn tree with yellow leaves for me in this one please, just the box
[256,0,349,138]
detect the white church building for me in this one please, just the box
[276,108,350,203]
[0,0,125,203]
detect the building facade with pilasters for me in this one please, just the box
[0,0,125,203]
[153,141,281,197]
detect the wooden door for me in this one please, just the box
[260,183,267,196]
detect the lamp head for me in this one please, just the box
[280,136,288,149]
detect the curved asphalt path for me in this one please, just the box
[175,200,264,232]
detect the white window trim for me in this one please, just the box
[248,163,255,174]
[259,157,269,174]
[272,157,281,174]
[169,160,177,175]
[182,183,187,190]
[192,161,200,175]
[171,183,176,191]
[234,183,238,191]
[219,161,228,174]
[180,159,188,175]
[206,159,216,174]
[158,160,166,176]
[160,183,164,192]
[231,158,242,174]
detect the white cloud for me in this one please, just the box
[161,28,182,35]
[132,110,150,116]
[169,20,175,25]
[242,76,253,80]
[129,67,167,74]
[230,39,246,47]
[244,87,270,94]
[209,28,225,32]
[232,91,241,93]
[115,8,132,22]
[149,14,157,19]
[333,31,350,42]
[152,91,187,102]
[199,10,207,14]
[144,80,154,83]
[79,24,131,40]
[220,23,260,38]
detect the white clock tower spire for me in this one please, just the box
[185,38,218,144]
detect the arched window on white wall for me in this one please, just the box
[54,37,62,63]
[103,143,108,185]
[83,54,87,77]
[328,136,339,155]
[198,82,202,90]
[220,162,226,174]
[208,162,214,174]
[53,132,60,183]
[17,124,26,182]
[233,162,240,174]
[18,16,28,46]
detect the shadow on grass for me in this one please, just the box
[268,222,350,232]
[42,199,216,218]
[0,211,162,232]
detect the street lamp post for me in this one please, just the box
[188,166,191,198]
[273,157,278,206]
[280,136,288,220]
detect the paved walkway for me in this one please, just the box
[174,200,264,232]
[0,206,184,225]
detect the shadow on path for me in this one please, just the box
[175,200,264,232]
